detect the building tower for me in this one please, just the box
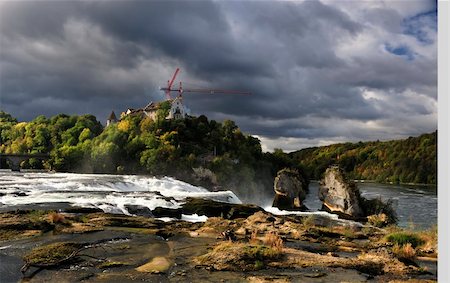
[106,111,118,126]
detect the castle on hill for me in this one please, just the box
[106,96,188,126]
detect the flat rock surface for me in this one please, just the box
[0,209,437,282]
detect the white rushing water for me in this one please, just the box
[0,171,241,219]
[0,171,436,228]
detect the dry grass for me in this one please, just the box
[302,215,316,230]
[415,225,438,255]
[48,212,66,224]
[367,213,389,228]
[195,241,283,271]
[249,230,260,245]
[263,231,283,252]
[392,243,416,260]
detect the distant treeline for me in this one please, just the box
[287,131,437,184]
[0,109,437,198]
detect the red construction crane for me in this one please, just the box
[160,68,251,100]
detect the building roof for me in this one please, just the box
[108,111,117,120]
[143,100,174,112]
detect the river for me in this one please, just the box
[303,181,437,229]
[0,171,437,229]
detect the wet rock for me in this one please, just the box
[124,205,154,217]
[181,197,263,219]
[21,242,86,273]
[319,166,363,218]
[0,210,55,232]
[272,168,308,211]
[59,223,103,234]
[63,207,103,214]
[136,256,172,273]
[11,191,28,197]
[88,213,161,229]
[152,207,183,219]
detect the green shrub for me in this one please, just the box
[386,232,424,248]
[360,197,397,225]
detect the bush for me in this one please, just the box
[367,213,389,227]
[386,232,424,248]
[360,197,397,225]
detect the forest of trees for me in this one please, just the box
[0,110,295,202]
[288,131,437,184]
[0,109,437,199]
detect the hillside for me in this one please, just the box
[0,110,294,203]
[289,132,437,184]
[1,110,437,192]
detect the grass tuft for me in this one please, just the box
[263,231,283,252]
[392,243,416,260]
[302,215,316,230]
[386,232,424,248]
[249,229,260,245]
[48,212,67,224]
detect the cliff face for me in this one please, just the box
[319,166,363,217]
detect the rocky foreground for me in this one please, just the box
[0,198,437,283]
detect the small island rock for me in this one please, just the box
[272,168,308,211]
[318,165,363,218]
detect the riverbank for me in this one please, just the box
[0,200,437,283]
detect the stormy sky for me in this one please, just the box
[0,0,437,151]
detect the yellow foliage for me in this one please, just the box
[140,117,153,132]
[14,122,27,130]
[160,131,178,145]
[117,120,131,132]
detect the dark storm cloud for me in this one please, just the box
[0,0,437,150]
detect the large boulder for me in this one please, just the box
[318,166,363,218]
[272,168,308,211]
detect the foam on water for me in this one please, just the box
[264,206,364,227]
[0,172,241,219]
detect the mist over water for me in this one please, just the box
[0,171,437,229]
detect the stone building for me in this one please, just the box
[106,111,118,126]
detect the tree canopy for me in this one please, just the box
[289,132,437,184]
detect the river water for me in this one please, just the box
[303,181,437,229]
[0,171,437,229]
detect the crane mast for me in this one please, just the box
[159,68,251,99]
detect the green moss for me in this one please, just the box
[196,242,282,271]
[254,260,264,270]
[23,242,83,265]
[77,215,90,223]
[243,245,280,260]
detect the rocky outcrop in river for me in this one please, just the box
[319,165,363,218]
[272,168,308,211]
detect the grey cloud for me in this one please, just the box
[0,0,437,150]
